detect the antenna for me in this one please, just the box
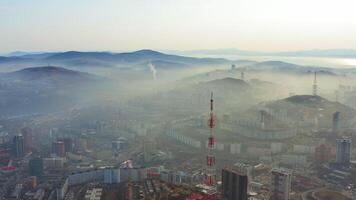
[239,68,245,81]
[205,92,217,192]
[313,71,318,96]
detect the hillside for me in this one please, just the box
[266,95,356,124]
[1,66,100,86]
[0,66,105,116]
[0,50,235,69]
[244,61,336,76]
[202,77,250,90]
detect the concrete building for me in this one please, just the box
[270,168,291,200]
[58,137,73,153]
[66,167,146,186]
[336,137,352,165]
[75,137,88,151]
[52,141,65,157]
[314,144,332,164]
[43,157,65,169]
[280,155,307,166]
[247,147,271,157]
[29,157,44,176]
[68,169,106,186]
[56,178,69,200]
[96,121,105,135]
[104,168,120,184]
[234,162,253,192]
[10,184,23,199]
[159,170,191,185]
[293,145,315,154]
[0,125,10,144]
[332,111,340,134]
[120,167,147,182]
[221,168,248,200]
[111,137,128,152]
[12,134,25,158]
[21,127,33,153]
[166,128,201,148]
[85,188,102,200]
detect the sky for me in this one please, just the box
[1,0,356,53]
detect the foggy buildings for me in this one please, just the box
[12,135,25,158]
[29,157,44,176]
[270,168,291,200]
[21,127,32,153]
[43,157,65,169]
[221,168,248,200]
[96,121,105,135]
[336,137,352,165]
[332,112,340,134]
[58,137,73,153]
[52,141,66,157]
[314,144,332,164]
[111,137,128,152]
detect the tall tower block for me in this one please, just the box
[313,71,318,96]
[336,137,352,166]
[205,92,216,189]
[270,168,292,200]
[332,111,340,134]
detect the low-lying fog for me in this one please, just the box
[1,50,356,124]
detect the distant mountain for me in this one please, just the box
[176,48,356,58]
[0,66,104,116]
[0,50,248,70]
[2,49,355,77]
[5,51,54,57]
[0,66,101,87]
[0,56,32,63]
[244,61,336,75]
[45,51,116,61]
[141,60,190,69]
[17,52,58,59]
[44,49,233,67]
[9,66,95,79]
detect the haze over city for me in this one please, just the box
[0,1,355,200]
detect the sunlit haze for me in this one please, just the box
[1,1,356,200]
[1,0,356,52]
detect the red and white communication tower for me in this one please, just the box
[205,92,216,187]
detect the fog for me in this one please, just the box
[1,51,356,199]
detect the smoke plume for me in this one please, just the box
[148,62,157,80]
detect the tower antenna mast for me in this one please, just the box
[206,92,216,189]
[313,71,318,96]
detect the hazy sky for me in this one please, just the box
[1,0,356,53]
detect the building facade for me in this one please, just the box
[270,168,292,200]
[12,135,25,158]
[221,168,248,200]
[336,138,352,165]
